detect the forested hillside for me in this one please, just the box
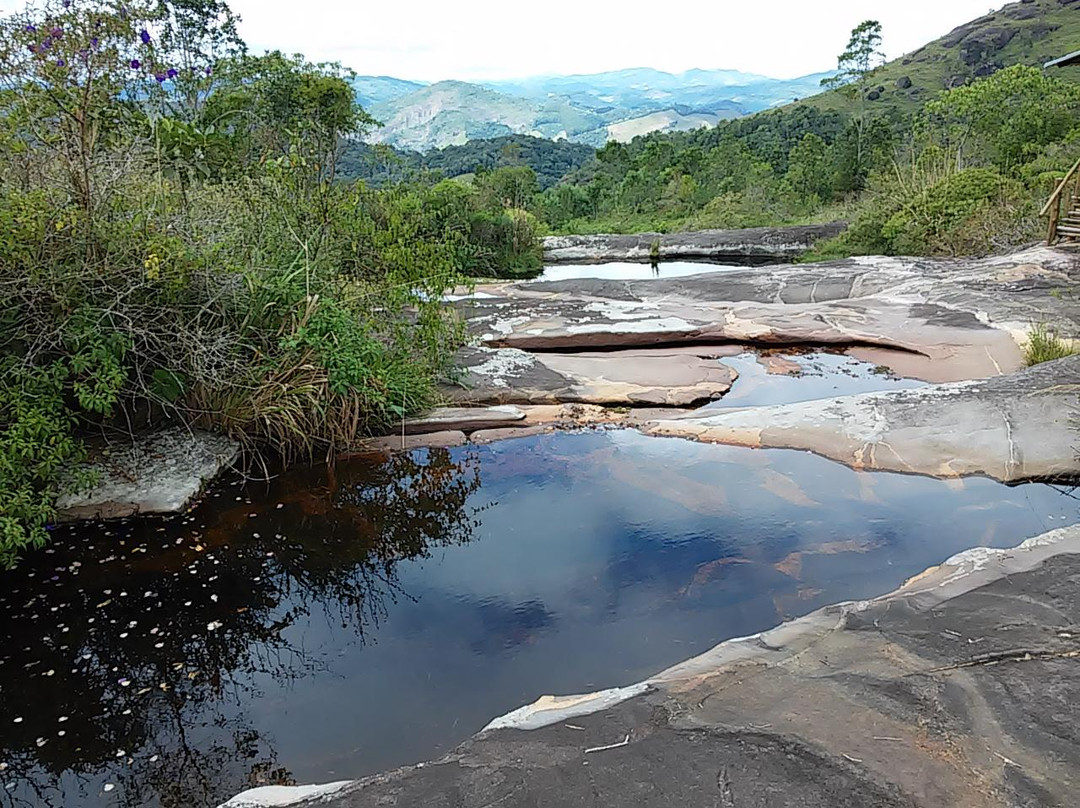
[799,0,1080,116]
[525,1,1080,259]
[339,135,596,189]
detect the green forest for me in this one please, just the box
[339,134,596,189]
[2,0,1080,564]
[528,20,1080,259]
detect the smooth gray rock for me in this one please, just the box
[56,428,239,521]
[448,345,738,406]
[542,224,847,264]
[402,405,526,434]
[646,354,1080,483]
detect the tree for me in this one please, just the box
[822,20,886,188]
[821,20,885,93]
[784,133,832,203]
[923,65,1080,171]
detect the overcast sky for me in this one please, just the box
[225,0,1001,80]
[2,0,1004,81]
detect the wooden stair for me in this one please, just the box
[1044,159,1080,246]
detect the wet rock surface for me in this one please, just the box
[458,246,1080,385]
[542,223,846,263]
[229,526,1080,808]
[646,354,1080,482]
[448,345,738,406]
[56,428,240,521]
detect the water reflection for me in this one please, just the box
[0,449,481,808]
[0,432,1075,808]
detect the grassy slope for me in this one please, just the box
[796,0,1080,116]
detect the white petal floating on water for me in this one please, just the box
[206,621,223,631]
[103,784,115,792]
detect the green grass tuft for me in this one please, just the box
[1023,324,1077,366]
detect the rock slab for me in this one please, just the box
[55,428,240,521]
[646,354,1080,483]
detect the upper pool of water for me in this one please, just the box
[711,351,927,408]
[0,431,1074,807]
[537,261,749,282]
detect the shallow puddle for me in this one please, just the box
[0,431,1075,807]
[709,351,927,408]
[537,261,749,282]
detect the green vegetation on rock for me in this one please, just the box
[1024,324,1078,367]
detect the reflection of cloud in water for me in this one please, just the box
[0,431,1076,807]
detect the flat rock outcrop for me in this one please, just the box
[542,223,847,263]
[457,246,1080,385]
[222,525,1080,808]
[56,428,240,521]
[448,345,738,406]
[645,354,1080,482]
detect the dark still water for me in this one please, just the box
[0,430,1075,807]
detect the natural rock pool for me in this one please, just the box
[1,430,1076,807]
[537,261,749,282]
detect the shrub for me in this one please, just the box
[0,0,539,564]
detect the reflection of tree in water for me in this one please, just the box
[0,448,482,808]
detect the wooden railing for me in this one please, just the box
[1041,156,1080,245]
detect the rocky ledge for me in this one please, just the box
[645,354,1080,483]
[222,524,1080,808]
[542,223,847,263]
[56,428,240,521]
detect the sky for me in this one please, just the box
[224,0,1002,81]
[0,0,1005,81]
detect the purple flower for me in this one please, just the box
[27,43,36,53]
[204,66,212,76]
[25,24,36,33]
[90,36,99,49]
[154,72,166,83]
[130,58,140,69]
[41,37,52,50]
[140,29,151,45]
[56,58,65,67]
[50,27,63,39]
[167,68,178,78]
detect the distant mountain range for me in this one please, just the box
[354,68,833,151]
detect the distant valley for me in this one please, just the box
[353,67,833,151]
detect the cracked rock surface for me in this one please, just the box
[455,246,1080,388]
[56,428,240,521]
[645,354,1080,482]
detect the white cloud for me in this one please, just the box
[226,0,1000,81]
[0,0,1004,81]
